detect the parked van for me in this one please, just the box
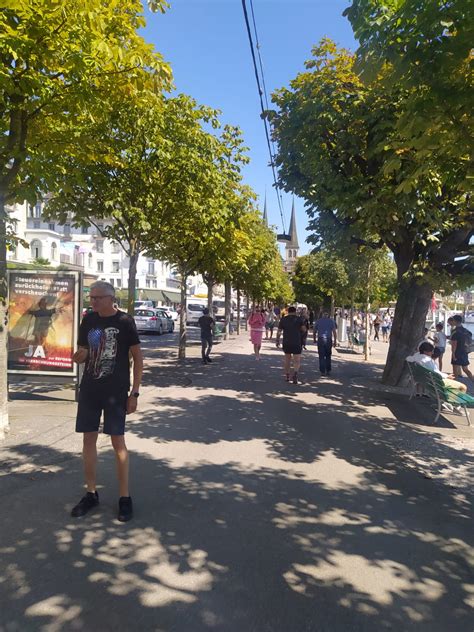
[186,300,207,325]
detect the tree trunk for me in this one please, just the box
[382,279,432,385]
[224,279,231,340]
[178,272,187,360]
[364,262,371,361]
[245,293,250,331]
[127,249,139,315]
[236,288,241,335]
[206,276,214,313]
[350,292,354,337]
[0,192,9,439]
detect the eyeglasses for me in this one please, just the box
[90,295,113,300]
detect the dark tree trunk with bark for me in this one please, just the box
[382,278,432,385]
[224,279,231,340]
[127,249,139,315]
[0,192,9,438]
[178,271,187,360]
[236,288,241,335]
[206,276,214,313]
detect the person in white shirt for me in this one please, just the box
[407,342,466,393]
[433,322,447,371]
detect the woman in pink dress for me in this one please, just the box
[248,307,266,359]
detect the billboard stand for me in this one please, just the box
[7,270,82,400]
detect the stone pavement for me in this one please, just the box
[0,333,473,631]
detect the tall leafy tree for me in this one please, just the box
[268,40,473,384]
[0,0,170,436]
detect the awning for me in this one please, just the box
[138,289,181,304]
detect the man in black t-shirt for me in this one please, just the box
[276,306,307,384]
[71,281,143,523]
[198,308,215,364]
[450,314,473,380]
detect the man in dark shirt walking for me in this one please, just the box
[276,306,307,384]
[71,281,143,522]
[198,308,215,364]
[313,311,338,376]
[450,314,473,380]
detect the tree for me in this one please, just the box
[268,40,473,384]
[46,94,172,314]
[344,0,473,173]
[0,0,170,437]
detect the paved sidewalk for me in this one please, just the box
[1,333,473,631]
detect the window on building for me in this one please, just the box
[97,260,104,272]
[31,240,41,259]
[135,279,139,288]
[50,242,57,261]
[109,278,114,287]
[96,240,104,253]
[116,279,122,288]
[88,252,93,268]
[81,226,88,234]
[48,223,55,231]
[112,261,120,273]
[33,221,40,229]
[97,223,104,234]
[146,279,151,288]
[152,280,157,288]
[148,261,155,275]
[64,223,71,235]
[111,242,120,254]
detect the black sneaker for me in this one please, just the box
[206,357,212,363]
[293,373,298,384]
[71,491,99,518]
[118,496,133,522]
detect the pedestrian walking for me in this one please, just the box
[372,314,381,341]
[71,281,143,523]
[382,312,391,342]
[450,314,473,380]
[265,307,277,340]
[300,308,310,350]
[198,307,215,364]
[433,322,447,371]
[248,307,266,360]
[276,306,307,384]
[313,311,337,376]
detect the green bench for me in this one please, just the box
[349,333,365,353]
[406,361,473,426]
[213,323,225,343]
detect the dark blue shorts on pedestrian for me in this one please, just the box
[76,387,128,435]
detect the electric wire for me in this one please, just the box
[249,0,287,225]
[241,0,286,233]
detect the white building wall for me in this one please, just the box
[6,200,197,306]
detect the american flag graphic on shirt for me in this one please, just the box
[86,327,119,379]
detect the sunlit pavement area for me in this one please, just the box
[1,332,473,631]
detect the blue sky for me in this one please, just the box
[143,0,356,254]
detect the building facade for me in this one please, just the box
[6,201,185,307]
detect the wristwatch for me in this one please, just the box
[130,391,140,398]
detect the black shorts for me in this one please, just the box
[76,386,128,436]
[452,351,469,367]
[283,344,302,355]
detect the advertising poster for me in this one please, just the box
[8,271,80,376]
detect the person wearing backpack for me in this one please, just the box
[450,314,473,380]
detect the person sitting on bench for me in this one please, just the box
[407,342,467,393]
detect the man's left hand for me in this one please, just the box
[126,396,138,414]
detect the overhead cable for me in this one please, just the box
[241,0,286,233]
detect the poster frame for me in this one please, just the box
[7,269,82,378]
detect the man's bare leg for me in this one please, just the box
[293,354,302,374]
[83,431,99,492]
[284,353,291,377]
[111,435,129,497]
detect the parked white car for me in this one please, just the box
[186,301,207,325]
[134,308,168,335]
